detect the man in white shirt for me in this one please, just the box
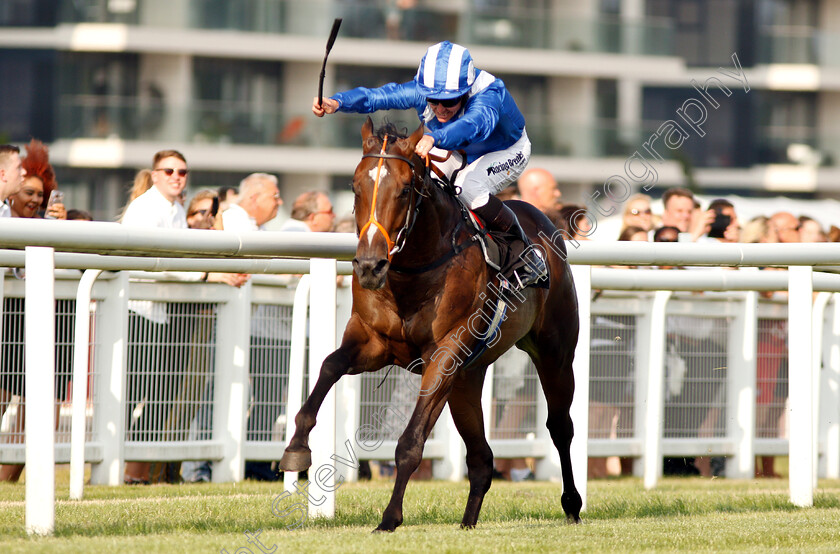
[221,172,287,481]
[120,151,246,485]
[279,191,335,232]
[223,173,283,232]
[0,145,26,218]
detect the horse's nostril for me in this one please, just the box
[373,259,389,275]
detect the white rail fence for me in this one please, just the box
[2,219,840,534]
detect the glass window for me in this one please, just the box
[192,58,285,144]
[647,0,740,66]
[0,50,57,141]
[755,91,817,164]
[642,86,749,168]
[0,0,56,26]
[55,53,140,140]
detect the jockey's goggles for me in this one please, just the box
[427,97,462,108]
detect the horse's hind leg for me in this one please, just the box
[533,349,582,523]
[447,366,494,529]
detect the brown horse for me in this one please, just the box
[279,117,581,531]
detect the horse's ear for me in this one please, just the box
[361,116,378,151]
[408,123,425,151]
[361,116,374,142]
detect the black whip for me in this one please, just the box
[318,18,342,107]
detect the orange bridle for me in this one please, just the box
[358,136,396,259]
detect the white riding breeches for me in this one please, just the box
[429,129,531,210]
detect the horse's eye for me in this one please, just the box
[399,187,410,199]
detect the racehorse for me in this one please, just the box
[279,117,582,531]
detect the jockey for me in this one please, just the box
[312,40,547,289]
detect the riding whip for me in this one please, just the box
[318,18,342,108]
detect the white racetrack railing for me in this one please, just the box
[2,218,840,534]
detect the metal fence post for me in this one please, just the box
[788,266,814,507]
[812,292,831,483]
[632,295,653,478]
[570,264,591,509]
[432,404,467,482]
[90,271,128,486]
[642,290,671,490]
[333,283,359,482]
[823,294,840,479]
[308,258,337,518]
[212,282,251,482]
[482,363,495,442]
[24,247,55,536]
[70,269,103,500]
[726,290,758,479]
[283,275,311,492]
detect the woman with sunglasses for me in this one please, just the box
[186,189,220,230]
[313,41,544,288]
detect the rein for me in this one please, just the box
[360,138,476,275]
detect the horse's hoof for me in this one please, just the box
[278,449,312,472]
[460,523,476,530]
[565,514,582,525]
[373,516,401,533]
[372,525,395,533]
[561,491,583,524]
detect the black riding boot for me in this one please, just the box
[473,196,547,289]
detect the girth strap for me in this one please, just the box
[389,219,477,275]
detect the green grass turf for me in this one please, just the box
[0,472,839,553]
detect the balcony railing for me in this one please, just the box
[758,25,818,65]
[757,25,840,67]
[51,0,674,56]
[58,95,840,170]
[55,95,654,157]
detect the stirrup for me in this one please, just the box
[513,248,547,289]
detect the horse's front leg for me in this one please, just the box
[280,321,386,472]
[376,359,455,532]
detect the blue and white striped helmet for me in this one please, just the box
[415,41,476,100]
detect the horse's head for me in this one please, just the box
[351,117,425,290]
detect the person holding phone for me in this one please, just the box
[700,198,739,243]
[8,140,65,220]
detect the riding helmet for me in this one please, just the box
[415,41,476,100]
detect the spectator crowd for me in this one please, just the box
[0,141,830,484]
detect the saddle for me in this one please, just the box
[465,211,550,290]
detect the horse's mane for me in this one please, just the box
[375,120,410,142]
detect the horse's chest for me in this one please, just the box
[363,285,473,349]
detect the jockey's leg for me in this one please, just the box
[472,195,547,288]
[454,131,543,288]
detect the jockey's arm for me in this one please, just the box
[427,92,501,151]
[330,82,419,114]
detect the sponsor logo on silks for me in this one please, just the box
[486,151,525,176]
